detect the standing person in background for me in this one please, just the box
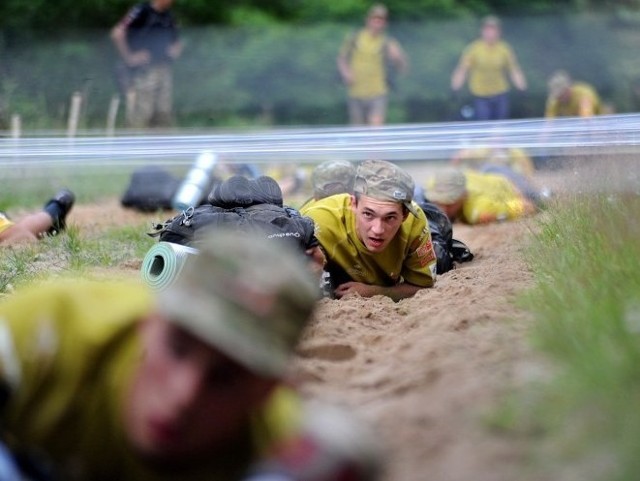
[545,70,602,118]
[451,15,527,121]
[337,4,408,126]
[111,0,183,128]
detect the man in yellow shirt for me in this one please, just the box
[451,15,527,121]
[0,189,75,244]
[425,168,537,225]
[0,232,379,480]
[337,4,408,126]
[545,70,602,118]
[301,160,436,301]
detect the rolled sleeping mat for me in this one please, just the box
[141,241,198,291]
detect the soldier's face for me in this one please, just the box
[481,24,500,43]
[124,315,275,466]
[152,0,174,12]
[367,14,387,33]
[352,195,406,253]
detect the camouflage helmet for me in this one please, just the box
[425,168,467,205]
[311,160,357,199]
[157,229,319,377]
[353,160,420,217]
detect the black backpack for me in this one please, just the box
[121,166,180,212]
[149,175,318,253]
[417,199,474,274]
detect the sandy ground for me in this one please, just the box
[294,220,539,481]
[290,157,640,481]
[58,197,542,481]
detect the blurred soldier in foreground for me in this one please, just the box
[301,160,436,301]
[0,232,380,480]
[0,189,75,245]
[337,4,408,126]
[425,168,539,224]
[111,0,183,128]
[545,70,602,118]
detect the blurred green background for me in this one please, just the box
[2,0,640,129]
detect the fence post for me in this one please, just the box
[67,91,83,137]
[10,114,21,139]
[106,95,120,136]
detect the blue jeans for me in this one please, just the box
[480,164,541,204]
[0,443,21,481]
[473,92,510,121]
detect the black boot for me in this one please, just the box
[43,189,75,236]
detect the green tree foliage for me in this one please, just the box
[2,1,640,128]
[0,0,618,31]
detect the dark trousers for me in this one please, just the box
[473,92,510,121]
[479,164,541,205]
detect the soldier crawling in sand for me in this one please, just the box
[301,160,437,301]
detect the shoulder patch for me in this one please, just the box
[416,240,436,267]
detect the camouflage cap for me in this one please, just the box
[311,160,357,200]
[157,230,318,378]
[353,160,420,217]
[548,70,572,99]
[425,168,467,205]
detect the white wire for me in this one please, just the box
[1,114,639,169]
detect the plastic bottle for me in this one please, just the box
[172,151,218,211]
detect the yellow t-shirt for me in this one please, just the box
[545,82,601,118]
[455,147,535,178]
[0,213,14,236]
[461,170,527,224]
[301,194,436,287]
[341,29,395,98]
[0,280,301,481]
[460,40,517,97]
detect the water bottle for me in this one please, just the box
[172,151,218,211]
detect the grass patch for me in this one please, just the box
[0,221,155,294]
[0,164,188,211]
[520,192,640,481]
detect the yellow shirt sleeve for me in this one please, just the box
[545,98,558,118]
[460,42,475,68]
[400,219,436,287]
[504,43,517,70]
[339,31,356,58]
[0,280,151,405]
[300,195,350,263]
[0,215,14,236]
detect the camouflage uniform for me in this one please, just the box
[127,64,173,128]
